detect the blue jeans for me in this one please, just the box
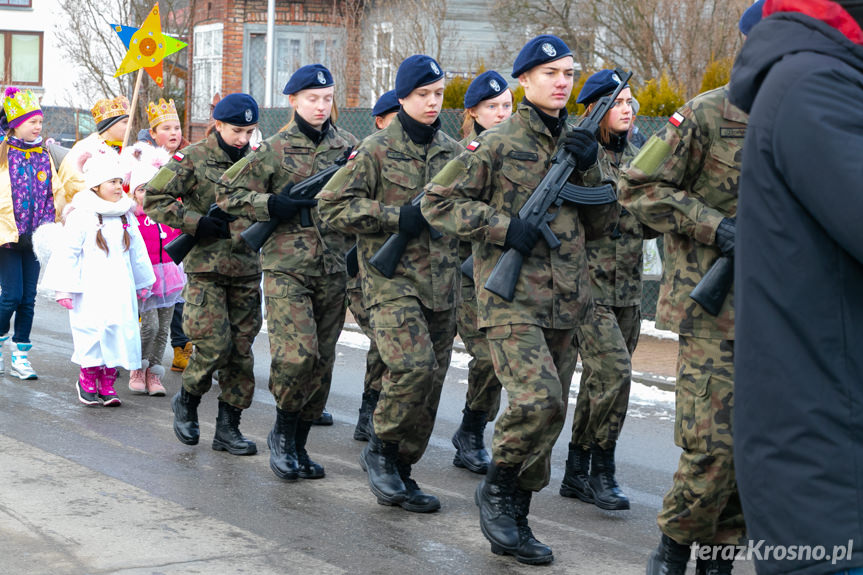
[0,247,40,343]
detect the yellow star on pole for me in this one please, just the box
[112,3,187,88]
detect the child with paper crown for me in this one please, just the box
[41,148,155,407]
[0,86,71,380]
[123,142,184,396]
[142,98,189,154]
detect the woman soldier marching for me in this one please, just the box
[144,93,263,456]
[218,64,357,482]
[559,69,659,511]
[450,70,512,474]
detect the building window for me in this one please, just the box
[191,23,223,122]
[0,0,32,7]
[0,30,42,86]
[372,22,392,104]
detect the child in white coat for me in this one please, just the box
[42,150,155,406]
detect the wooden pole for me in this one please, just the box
[122,68,145,150]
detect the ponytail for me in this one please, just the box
[95,213,132,255]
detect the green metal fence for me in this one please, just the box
[258,108,666,320]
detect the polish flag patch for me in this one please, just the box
[348,149,358,160]
[252,143,260,151]
[466,140,481,152]
[173,151,185,162]
[668,112,685,128]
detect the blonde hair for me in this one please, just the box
[460,88,514,139]
[95,212,131,255]
[0,140,8,169]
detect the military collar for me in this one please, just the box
[384,115,448,162]
[283,117,336,148]
[721,86,749,125]
[294,112,331,145]
[520,99,568,138]
[397,108,441,146]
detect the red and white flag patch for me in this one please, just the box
[172,151,185,162]
[348,149,358,160]
[668,112,685,128]
[466,140,481,152]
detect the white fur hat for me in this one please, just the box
[122,142,171,193]
[79,149,124,191]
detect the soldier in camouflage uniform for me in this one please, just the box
[448,70,512,475]
[423,36,618,565]
[143,93,263,456]
[216,65,357,483]
[560,70,660,512]
[348,91,400,443]
[318,55,461,513]
[618,85,746,575]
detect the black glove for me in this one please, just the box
[715,217,736,256]
[398,204,426,238]
[268,194,316,221]
[195,216,230,240]
[504,218,540,256]
[563,128,599,171]
[14,233,33,251]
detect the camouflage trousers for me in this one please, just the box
[370,296,456,465]
[570,304,641,450]
[182,272,263,409]
[264,270,347,420]
[346,285,385,394]
[457,280,502,419]
[658,335,745,546]
[486,323,579,492]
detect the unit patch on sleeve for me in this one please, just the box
[466,140,481,152]
[172,152,185,162]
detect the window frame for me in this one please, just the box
[0,0,33,8]
[0,29,43,86]
[191,23,223,122]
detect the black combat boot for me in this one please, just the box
[559,443,592,502]
[360,435,407,505]
[396,462,440,513]
[451,405,491,474]
[588,443,630,510]
[212,401,257,455]
[268,408,300,480]
[295,418,325,479]
[646,534,691,575]
[353,389,380,442]
[508,488,554,565]
[696,555,735,574]
[474,463,520,555]
[312,408,333,426]
[171,387,202,445]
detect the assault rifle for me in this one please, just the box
[367,192,443,279]
[689,255,733,316]
[241,151,351,252]
[164,203,237,264]
[477,69,632,302]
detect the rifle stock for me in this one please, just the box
[461,255,473,279]
[689,256,733,316]
[368,192,442,279]
[346,244,359,278]
[483,250,524,302]
[164,203,233,264]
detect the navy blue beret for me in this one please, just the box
[395,55,445,99]
[283,64,334,95]
[577,69,628,105]
[739,0,766,35]
[512,35,572,78]
[371,90,400,117]
[463,70,509,109]
[213,93,259,126]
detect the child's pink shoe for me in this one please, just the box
[146,365,166,397]
[98,367,122,407]
[77,366,101,406]
[128,368,147,394]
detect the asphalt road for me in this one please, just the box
[0,295,756,575]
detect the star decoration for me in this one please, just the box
[111,3,187,88]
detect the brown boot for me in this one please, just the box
[171,342,192,372]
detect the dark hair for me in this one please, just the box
[95,213,131,255]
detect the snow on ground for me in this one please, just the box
[640,320,678,341]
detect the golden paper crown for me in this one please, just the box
[91,96,130,125]
[3,87,41,126]
[147,98,179,128]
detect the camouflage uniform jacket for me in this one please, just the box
[217,121,357,276]
[317,117,462,312]
[586,141,659,307]
[143,132,261,277]
[618,86,746,339]
[422,105,619,330]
